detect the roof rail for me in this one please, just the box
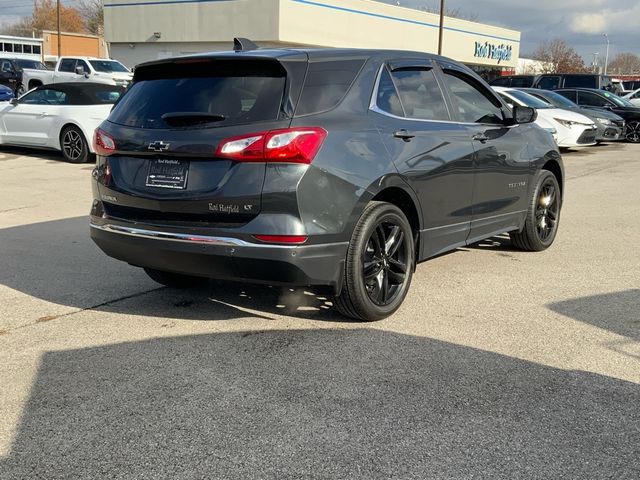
[233,37,259,52]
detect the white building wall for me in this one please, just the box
[105,0,520,68]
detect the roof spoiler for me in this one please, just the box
[233,37,259,52]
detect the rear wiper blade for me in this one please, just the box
[160,112,226,126]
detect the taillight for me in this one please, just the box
[253,234,308,244]
[216,127,327,164]
[93,128,116,156]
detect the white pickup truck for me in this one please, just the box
[21,56,133,94]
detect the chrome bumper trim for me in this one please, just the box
[90,223,294,249]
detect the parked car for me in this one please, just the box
[518,88,625,142]
[620,80,640,95]
[0,57,25,96]
[489,75,536,88]
[491,74,618,92]
[90,45,564,321]
[554,88,640,143]
[21,56,133,92]
[0,84,14,102]
[623,88,640,107]
[0,82,124,162]
[493,87,597,147]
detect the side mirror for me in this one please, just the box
[512,105,537,124]
[10,98,18,106]
[75,66,85,75]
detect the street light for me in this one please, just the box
[603,33,610,76]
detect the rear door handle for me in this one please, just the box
[394,129,415,141]
[472,132,489,143]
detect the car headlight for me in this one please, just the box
[596,117,613,126]
[553,118,592,128]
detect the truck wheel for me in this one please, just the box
[144,268,206,288]
[60,126,89,163]
[510,170,561,251]
[333,201,414,321]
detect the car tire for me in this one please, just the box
[144,268,206,288]
[510,170,561,251]
[60,126,90,163]
[60,126,89,163]
[334,201,414,321]
[625,121,640,143]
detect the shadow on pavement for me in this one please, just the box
[548,290,640,340]
[0,216,343,322]
[1,329,638,478]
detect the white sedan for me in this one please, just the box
[0,82,123,163]
[623,88,640,107]
[493,87,598,148]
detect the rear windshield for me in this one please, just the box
[109,59,286,129]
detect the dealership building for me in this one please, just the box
[104,0,520,76]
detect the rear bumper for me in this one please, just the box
[90,221,347,292]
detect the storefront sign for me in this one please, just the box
[474,41,513,64]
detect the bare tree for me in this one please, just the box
[78,0,104,36]
[532,39,588,74]
[608,53,640,75]
[0,0,94,37]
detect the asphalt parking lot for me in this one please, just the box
[1,144,639,478]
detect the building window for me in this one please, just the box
[14,44,23,53]
[24,45,32,54]
[33,45,41,54]
[4,43,13,52]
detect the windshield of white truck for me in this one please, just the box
[89,60,129,73]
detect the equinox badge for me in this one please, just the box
[148,140,170,152]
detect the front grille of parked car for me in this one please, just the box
[102,202,250,228]
[577,129,598,144]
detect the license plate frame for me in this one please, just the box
[146,159,189,190]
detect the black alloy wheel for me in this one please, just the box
[510,170,561,251]
[535,179,560,243]
[363,221,409,306]
[334,201,414,321]
[625,121,640,143]
[60,126,89,163]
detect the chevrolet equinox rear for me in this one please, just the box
[91,45,563,321]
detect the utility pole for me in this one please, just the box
[603,33,610,76]
[57,0,61,59]
[437,0,445,55]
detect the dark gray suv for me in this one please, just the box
[90,45,563,321]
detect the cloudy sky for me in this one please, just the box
[378,0,640,62]
[1,0,638,62]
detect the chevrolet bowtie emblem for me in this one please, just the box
[148,141,170,152]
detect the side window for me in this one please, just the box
[295,59,365,116]
[375,67,404,117]
[555,90,576,102]
[21,89,67,105]
[490,77,511,87]
[511,77,532,88]
[498,93,515,108]
[577,91,610,107]
[388,68,449,121]
[442,70,504,124]
[564,77,596,88]
[77,60,90,74]
[537,76,561,90]
[632,91,640,99]
[1,60,13,73]
[58,59,76,73]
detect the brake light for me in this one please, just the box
[93,128,116,156]
[216,127,327,164]
[253,234,308,244]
